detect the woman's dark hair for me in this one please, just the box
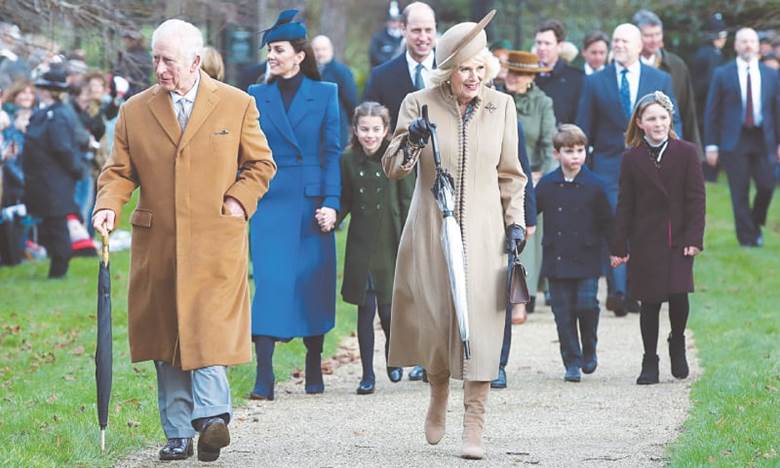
[292,39,321,81]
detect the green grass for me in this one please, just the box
[0,192,356,467]
[2,181,779,466]
[669,181,780,467]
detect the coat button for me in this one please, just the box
[376,171,381,177]
[556,256,562,261]
[359,170,364,177]
[376,187,382,192]
[359,187,365,193]
[557,231,562,236]
[376,204,381,210]
[296,154,302,161]
[557,207,563,212]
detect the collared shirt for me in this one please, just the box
[406,51,434,88]
[639,51,661,68]
[584,63,604,76]
[170,72,200,121]
[736,56,762,126]
[615,60,641,110]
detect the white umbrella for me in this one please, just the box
[423,105,471,359]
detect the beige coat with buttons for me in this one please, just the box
[94,71,277,370]
[382,84,526,381]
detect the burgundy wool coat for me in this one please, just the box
[610,139,705,303]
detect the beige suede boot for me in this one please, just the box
[424,371,450,445]
[461,380,489,459]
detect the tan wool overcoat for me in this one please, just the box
[383,84,527,381]
[94,71,277,370]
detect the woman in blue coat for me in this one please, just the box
[247,10,341,400]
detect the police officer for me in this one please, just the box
[22,68,85,278]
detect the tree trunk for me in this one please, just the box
[320,0,348,61]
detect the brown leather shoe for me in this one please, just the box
[159,438,194,460]
[197,418,230,462]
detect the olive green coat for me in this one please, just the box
[339,141,414,306]
[513,85,556,173]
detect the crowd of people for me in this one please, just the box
[1,1,778,463]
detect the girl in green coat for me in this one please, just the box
[339,102,414,394]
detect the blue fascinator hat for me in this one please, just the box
[261,9,307,47]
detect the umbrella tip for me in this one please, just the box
[100,429,106,452]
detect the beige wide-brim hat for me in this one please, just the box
[435,10,496,70]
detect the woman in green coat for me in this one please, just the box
[503,50,557,317]
[339,102,414,394]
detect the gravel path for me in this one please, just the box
[119,284,699,467]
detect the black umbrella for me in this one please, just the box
[95,232,112,452]
[422,105,471,360]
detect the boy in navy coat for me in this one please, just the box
[536,124,613,382]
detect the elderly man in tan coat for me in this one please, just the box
[92,19,276,462]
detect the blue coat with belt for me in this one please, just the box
[576,63,681,203]
[704,61,780,155]
[247,77,341,339]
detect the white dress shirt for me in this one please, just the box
[406,51,435,88]
[736,56,762,126]
[615,60,641,110]
[584,63,604,76]
[170,73,200,123]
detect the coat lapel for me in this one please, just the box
[262,82,300,150]
[148,86,181,146]
[604,64,626,125]
[287,77,314,131]
[179,72,219,149]
[633,145,669,197]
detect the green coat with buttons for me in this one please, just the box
[339,141,415,306]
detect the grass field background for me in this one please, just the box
[0,181,778,466]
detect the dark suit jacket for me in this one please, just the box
[517,121,537,228]
[692,44,724,116]
[704,61,780,155]
[536,166,612,279]
[535,60,584,124]
[320,59,358,147]
[576,62,681,160]
[363,53,416,131]
[610,139,705,302]
[658,49,702,153]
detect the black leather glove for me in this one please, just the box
[407,117,432,146]
[506,224,526,254]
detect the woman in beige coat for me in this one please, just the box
[382,11,527,460]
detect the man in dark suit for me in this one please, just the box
[534,20,584,124]
[363,1,436,132]
[312,34,358,148]
[633,9,702,155]
[576,23,680,315]
[693,13,728,182]
[704,27,780,247]
[362,1,435,382]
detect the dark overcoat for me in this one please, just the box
[536,166,612,279]
[22,101,83,217]
[610,139,706,303]
[247,76,341,339]
[339,141,414,306]
[320,59,358,147]
[535,60,584,124]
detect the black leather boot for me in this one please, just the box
[668,333,689,379]
[636,354,659,385]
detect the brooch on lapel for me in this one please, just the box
[485,102,497,113]
[214,129,230,135]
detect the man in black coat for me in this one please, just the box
[692,13,728,182]
[368,9,403,67]
[534,20,584,124]
[312,35,358,148]
[22,69,86,278]
[363,1,437,132]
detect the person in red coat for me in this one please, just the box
[610,91,705,385]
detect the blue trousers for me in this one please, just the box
[548,278,600,369]
[154,361,232,439]
[592,154,627,296]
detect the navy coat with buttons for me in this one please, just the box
[247,76,341,339]
[536,166,613,279]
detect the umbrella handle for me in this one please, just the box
[421,105,442,168]
[101,231,110,266]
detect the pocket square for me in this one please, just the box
[214,129,230,135]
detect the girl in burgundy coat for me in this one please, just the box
[610,91,705,385]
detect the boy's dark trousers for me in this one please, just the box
[548,277,600,370]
